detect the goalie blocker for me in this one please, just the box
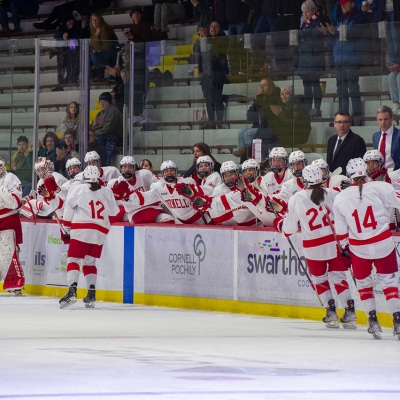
[0,230,25,291]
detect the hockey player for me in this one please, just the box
[259,147,293,195]
[241,158,262,188]
[0,158,25,293]
[131,160,209,224]
[311,158,348,188]
[277,150,307,202]
[195,155,222,195]
[108,155,174,224]
[278,164,356,329]
[333,158,400,339]
[59,165,120,309]
[74,151,120,186]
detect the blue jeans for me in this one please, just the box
[388,70,400,103]
[238,127,258,149]
[386,13,400,64]
[95,135,115,167]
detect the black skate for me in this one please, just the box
[59,283,77,309]
[83,285,96,309]
[367,310,382,340]
[8,289,23,296]
[393,312,400,340]
[341,299,357,329]
[323,299,339,328]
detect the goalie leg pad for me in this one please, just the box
[3,250,25,291]
[0,229,16,281]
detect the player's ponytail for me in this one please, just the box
[310,185,326,206]
[353,177,364,199]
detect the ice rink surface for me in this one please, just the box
[1,295,400,400]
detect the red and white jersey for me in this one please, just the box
[208,184,257,226]
[132,177,205,224]
[333,181,400,258]
[75,166,120,186]
[282,188,339,260]
[277,177,305,202]
[109,169,161,222]
[260,168,293,195]
[63,183,120,257]
[199,172,222,195]
[0,171,22,218]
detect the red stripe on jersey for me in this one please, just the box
[349,229,392,246]
[212,211,234,224]
[68,239,103,258]
[63,220,71,227]
[337,233,348,241]
[12,193,21,208]
[221,195,231,210]
[178,211,202,224]
[136,191,145,205]
[70,222,109,235]
[303,233,335,248]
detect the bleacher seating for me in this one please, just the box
[0,0,394,172]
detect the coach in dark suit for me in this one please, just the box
[327,110,366,173]
[372,105,400,170]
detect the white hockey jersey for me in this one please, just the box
[282,188,339,260]
[0,171,22,218]
[200,172,222,195]
[277,177,305,202]
[132,177,206,224]
[259,168,293,195]
[333,181,400,258]
[75,166,120,186]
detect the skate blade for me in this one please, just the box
[59,298,76,309]
[368,329,382,339]
[325,321,340,329]
[84,302,95,309]
[8,289,23,296]
[342,321,357,329]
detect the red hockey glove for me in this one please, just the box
[111,180,133,201]
[40,176,59,200]
[266,195,287,215]
[273,216,284,232]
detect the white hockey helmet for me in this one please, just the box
[65,157,82,178]
[311,158,330,179]
[302,165,323,187]
[346,157,367,179]
[160,160,177,173]
[83,165,100,183]
[0,157,5,177]
[242,158,260,174]
[84,151,101,164]
[220,160,239,175]
[120,155,136,166]
[363,150,384,168]
[196,155,214,171]
[289,150,307,165]
[269,147,288,162]
[34,157,54,178]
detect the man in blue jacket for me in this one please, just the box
[372,105,400,170]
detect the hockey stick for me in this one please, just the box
[331,167,342,176]
[53,213,69,238]
[394,208,399,232]
[267,197,324,307]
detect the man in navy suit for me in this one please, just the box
[372,105,400,170]
[327,110,366,173]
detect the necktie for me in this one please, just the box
[334,138,342,159]
[379,132,386,164]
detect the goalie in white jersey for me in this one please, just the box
[0,158,25,293]
[59,165,120,309]
[280,164,356,329]
[108,155,174,224]
[333,158,400,339]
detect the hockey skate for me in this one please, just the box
[367,310,382,340]
[393,312,400,340]
[83,285,96,309]
[323,299,339,328]
[59,283,77,309]
[340,299,357,329]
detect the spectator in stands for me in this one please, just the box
[88,127,106,163]
[124,6,152,43]
[63,128,79,159]
[0,0,39,33]
[326,110,366,173]
[11,135,32,196]
[139,159,154,172]
[52,13,85,90]
[38,131,60,163]
[53,129,79,178]
[89,13,119,82]
[105,49,126,83]
[194,20,229,128]
[322,0,366,124]
[183,142,221,185]
[110,67,125,113]
[60,101,80,136]
[152,0,186,39]
[91,92,123,166]
[233,77,281,162]
[297,0,326,118]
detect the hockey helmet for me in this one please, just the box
[160,160,177,183]
[120,155,136,180]
[242,159,260,183]
[269,147,288,162]
[302,165,323,187]
[120,155,136,166]
[83,165,100,183]
[65,157,82,178]
[34,157,54,178]
[346,158,367,179]
[220,160,239,175]
[84,151,101,164]
[363,150,384,168]
[289,150,307,177]
[311,158,330,179]
[196,155,214,178]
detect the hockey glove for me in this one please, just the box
[112,180,133,201]
[340,179,352,190]
[192,195,211,209]
[266,196,287,215]
[175,183,197,200]
[273,216,284,233]
[39,176,59,200]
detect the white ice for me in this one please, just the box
[1,294,400,400]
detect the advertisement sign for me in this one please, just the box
[142,226,234,299]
